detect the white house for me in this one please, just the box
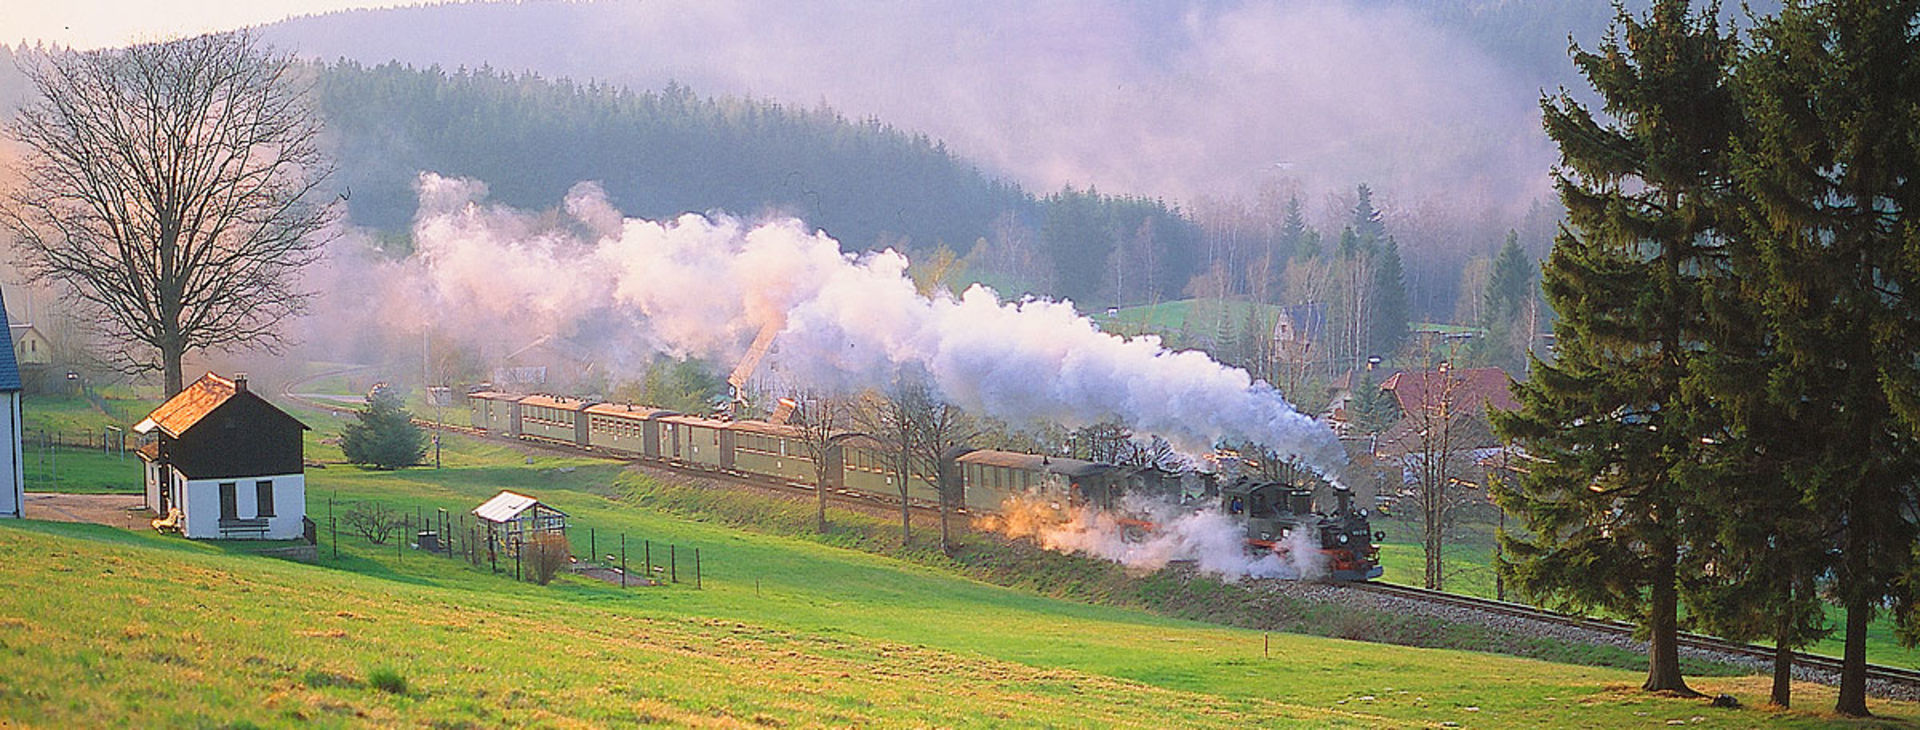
[136,372,309,539]
[0,287,23,518]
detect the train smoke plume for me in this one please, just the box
[367,173,1347,482]
[982,494,1329,581]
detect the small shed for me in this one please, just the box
[473,490,568,559]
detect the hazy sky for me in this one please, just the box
[7,0,412,50]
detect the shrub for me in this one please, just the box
[341,386,427,469]
[342,501,403,545]
[527,531,573,585]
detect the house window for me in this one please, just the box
[255,480,274,517]
[219,482,238,520]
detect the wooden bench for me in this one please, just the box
[218,518,271,539]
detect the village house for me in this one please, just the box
[137,372,309,539]
[7,321,51,394]
[0,288,23,519]
[1370,365,1520,492]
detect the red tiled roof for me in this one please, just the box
[134,373,239,437]
[132,372,306,437]
[1381,367,1518,415]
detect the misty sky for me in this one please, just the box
[6,0,412,50]
[9,1,1577,223]
[258,1,1564,213]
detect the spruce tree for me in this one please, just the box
[1735,0,1920,715]
[1483,231,1531,324]
[1370,236,1410,358]
[1491,0,1738,696]
[1479,230,1537,375]
[1279,195,1315,261]
[341,387,427,470]
[1349,184,1388,248]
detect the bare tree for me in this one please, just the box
[1391,349,1490,592]
[342,501,402,545]
[853,384,919,544]
[1,32,335,396]
[788,391,852,534]
[905,393,979,554]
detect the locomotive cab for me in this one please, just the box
[1219,477,1313,543]
[1220,476,1383,581]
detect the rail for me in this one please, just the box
[1344,580,1920,692]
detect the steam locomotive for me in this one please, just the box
[467,391,1382,581]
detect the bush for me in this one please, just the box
[341,386,426,469]
[342,501,404,545]
[527,531,572,585]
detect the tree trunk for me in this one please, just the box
[815,471,828,534]
[1836,594,1871,716]
[898,477,912,545]
[164,342,185,398]
[1770,639,1793,708]
[1642,546,1699,695]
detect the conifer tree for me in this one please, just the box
[1370,236,1410,358]
[1349,184,1388,248]
[341,387,427,470]
[1483,231,1532,324]
[1478,230,1538,374]
[1491,0,1738,696]
[1734,0,1920,715]
[1279,196,1316,261]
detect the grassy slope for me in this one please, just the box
[1,421,1911,727]
[4,398,1914,726]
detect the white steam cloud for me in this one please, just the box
[383,173,1346,481]
[986,494,1329,581]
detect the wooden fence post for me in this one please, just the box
[694,548,701,590]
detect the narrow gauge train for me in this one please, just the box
[469,391,1381,581]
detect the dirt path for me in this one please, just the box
[22,492,149,529]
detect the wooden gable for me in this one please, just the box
[139,373,307,480]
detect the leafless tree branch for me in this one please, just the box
[1,31,336,395]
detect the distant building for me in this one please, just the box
[0,288,23,518]
[1272,302,1326,363]
[1374,365,1519,457]
[135,373,309,539]
[7,322,50,393]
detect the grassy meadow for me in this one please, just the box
[3,393,1917,726]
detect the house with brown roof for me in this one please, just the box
[1372,366,1519,455]
[136,372,309,539]
[1369,365,1519,493]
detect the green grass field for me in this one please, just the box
[5,395,1917,726]
[1091,298,1285,340]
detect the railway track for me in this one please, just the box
[1345,580,1920,693]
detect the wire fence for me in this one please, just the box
[316,496,703,589]
[20,428,133,456]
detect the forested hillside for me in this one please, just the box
[312,60,1204,306]
[317,61,1024,252]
